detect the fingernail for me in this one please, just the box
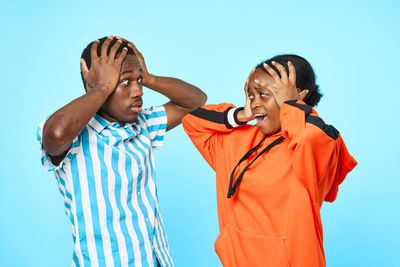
[271,61,276,64]
[254,79,259,82]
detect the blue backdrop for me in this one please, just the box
[1,0,399,266]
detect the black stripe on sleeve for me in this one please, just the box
[190,107,232,128]
[233,107,247,126]
[285,100,313,117]
[306,115,340,140]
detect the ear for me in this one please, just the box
[299,89,309,101]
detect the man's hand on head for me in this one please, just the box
[111,36,154,86]
[80,36,128,96]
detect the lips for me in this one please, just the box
[253,113,267,126]
[130,100,143,113]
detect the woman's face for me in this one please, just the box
[247,68,281,135]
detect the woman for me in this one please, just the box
[182,55,357,267]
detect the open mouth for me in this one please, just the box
[130,103,143,113]
[254,113,267,124]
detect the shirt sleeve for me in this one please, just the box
[280,100,357,203]
[182,103,246,170]
[141,105,168,150]
[36,119,80,172]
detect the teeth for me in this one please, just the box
[254,114,266,117]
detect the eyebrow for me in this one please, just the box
[249,87,271,95]
[120,70,133,76]
[120,68,143,76]
[249,87,263,92]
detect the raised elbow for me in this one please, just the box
[42,122,71,156]
[199,91,207,106]
[191,90,207,109]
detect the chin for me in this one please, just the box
[126,113,139,123]
[257,124,280,136]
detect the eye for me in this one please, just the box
[260,93,270,97]
[248,94,254,100]
[121,79,129,86]
[137,77,142,84]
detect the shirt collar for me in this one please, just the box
[88,113,142,133]
[88,113,110,133]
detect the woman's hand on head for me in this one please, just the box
[255,61,308,108]
[237,68,256,123]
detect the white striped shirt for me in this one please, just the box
[37,106,174,267]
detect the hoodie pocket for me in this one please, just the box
[215,224,289,267]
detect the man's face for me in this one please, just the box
[98,54,143,124]
[247,68,281,135]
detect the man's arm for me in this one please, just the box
[42,37,127,163]
[146,75,207,131]
[118,38,207,131]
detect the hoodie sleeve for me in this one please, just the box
[280,100,357,203]
[182,103,246,170]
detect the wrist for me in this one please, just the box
[236,108,252,123]
[93,82,115,95]
[142,73,156,87]
[226,107,248,128]
[87,86,113,100]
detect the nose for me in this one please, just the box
[129,83,143,98]
[250,96,261,110]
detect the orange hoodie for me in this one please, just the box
[182,100,357,267]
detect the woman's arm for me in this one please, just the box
[255,61,357,203]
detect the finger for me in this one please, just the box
[299,89,309,100]
[127,42,142,58]
[288,61,296,85]
[244,67,256,92]
[109,39,123,60]
[272,61,288,83]
[128,43,147,74]
[80,58,89,78]
[254,80,277,97]
[263,63,280,83]
[101,36,113,57]
[91,40,100,59]
[254,79,274,90]
[116,47,128,63]
[114,36,129,43]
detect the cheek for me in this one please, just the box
[261,97,278,111]
[104,91,125,109]
[265,99,281,123]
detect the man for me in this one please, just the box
[37,36,206,266]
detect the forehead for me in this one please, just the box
[248,69,275,89]
[249,69,274,87]
[120,54,141,75]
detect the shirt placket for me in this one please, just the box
[126,125,157,248]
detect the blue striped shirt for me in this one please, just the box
[37,106,174,267]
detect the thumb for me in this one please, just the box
[299,89,309,101]
[80,58,89,79]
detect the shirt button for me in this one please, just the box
[146,218,149,222]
